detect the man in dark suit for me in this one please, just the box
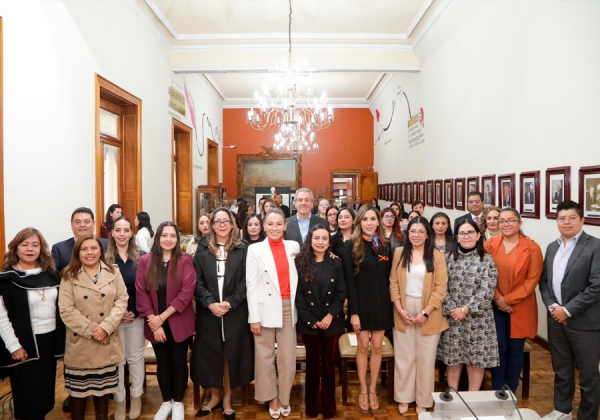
[553,183,563,204]
[285,188,327,246]
[539,201,600,420]
[483,184,492,205]
[524,184,534,204]
[274,193,290,218]
[352,196,362,212]
[502,183,511,207]
[51,206,108,413]
[453,192,485,234]
[586,183,595,211]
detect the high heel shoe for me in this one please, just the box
[368,392,379,412]
[358,393,369,414]
[269,407,281,419]
[280,405,291,418]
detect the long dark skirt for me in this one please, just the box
[9,331,57,420]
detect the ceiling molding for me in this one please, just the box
[223,101,370,109]
[368,73,397,107]
[124,0,172,48]
[144,0,179,39]
[411,0,453,50]
[191,74,225,105]
[365,73,386,101]
[177,32,409,41]
[171,43,413,51]
[173,65,421,74]
[405,0,434,38]
[202,74,227,101]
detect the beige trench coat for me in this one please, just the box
[59,262,128,368]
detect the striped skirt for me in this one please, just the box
[64,364,119,398]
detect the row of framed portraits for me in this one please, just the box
[378,165,600,225]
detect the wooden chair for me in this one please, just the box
[338,332,395,405]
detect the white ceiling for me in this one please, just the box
[129,0,451,106]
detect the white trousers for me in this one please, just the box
[114,318,146,401]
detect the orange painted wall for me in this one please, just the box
[222,108,374,198]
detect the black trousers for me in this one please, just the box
[302,332,338,418]
[548,317,600,420]
[153,326,191,403]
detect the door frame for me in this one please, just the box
[330,168,362,201]
[171,118,193,233]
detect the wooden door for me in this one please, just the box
[172,119,193,234]
[358,171,378,203]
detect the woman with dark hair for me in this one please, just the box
[370,198,380,212]
[484,208,543,393]
[295,224,346,418]
[391,202,408,219]
[430,212,455,252]
[407,210,420,221]
[381,207,405,254]
[344,205,393,413]
[135,222,196,420]
[478,206,501,240]
[325,205,339,234]
[134,211,154,253]
[235,200,249,230]
[105,217,146,420]
[390,217,448,415]
[242,213,265,245]
[192,208,254,420]
[101,204,123,239]
[330,207,355,257]
[59,233,128,420]
[0,228,65,420]
[186,214,211,257]
[437,218,499,391]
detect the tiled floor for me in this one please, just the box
[1,340,580,419]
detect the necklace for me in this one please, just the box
[162,259,170,268]
[84,266,101,284]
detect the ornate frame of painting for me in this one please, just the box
[237,148,302,200]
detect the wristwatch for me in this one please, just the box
[421,310,429,318]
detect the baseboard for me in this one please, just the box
[531,335,550,352]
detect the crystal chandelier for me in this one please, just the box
[246,0,333,154]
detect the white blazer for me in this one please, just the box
[246,238,300,328]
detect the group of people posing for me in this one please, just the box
[0,188,598,420]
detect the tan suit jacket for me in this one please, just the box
[389,247,449,336]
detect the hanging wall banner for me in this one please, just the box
[169,85,186,116]
[408,107,425,148]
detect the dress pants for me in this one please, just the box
[302,331,338,418]
[114,318,146,401]
[491,305,525,392]
[548,317,600,420]
[393,296,440,408]
[254,299,296,406]
[153,325,191,403]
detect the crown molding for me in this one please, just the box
[411,0,453,50]
[171,43,413,51]
[202,74,227,101]
[223,100,370,109]
[124,0,172,48]
[406,0,434,38]
[177,32,408,41]
[365,73,386,101]
[191,74,225,105]
[144,0,179,39]
[172,65,421,74]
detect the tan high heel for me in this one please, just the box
[358,393,369,413]
[369,392,379,412]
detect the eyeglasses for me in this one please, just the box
[408,229,426,236]
[327,213,338,218]
[319,203,329,207]
[498,219,519,226]
[213,219,232,226]
[73,219,93,226]
[457,230,477,238]
[383,215,396,219]
[468,200,481,205]
[557,215,579,223]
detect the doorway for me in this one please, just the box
[172,119,193,234]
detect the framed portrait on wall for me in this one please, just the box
[482,174,496,207]
[418,181,425,202]
[406,182,412,205]
[412,182,418,205]
[579,165,600,225]
[426,180,433,206]
[435,179,442,207]
[498,173,516,208]
[391,183,396,202]
[386,184,391,201]
[455,178,465,210]
[394,183,400,202]
[444,178,454,210]
[546,166,570,219]
[520,171,540,219]
[401,182,406,203]
[467,176,480,194]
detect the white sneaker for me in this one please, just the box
[172,402,185,420]
[154,401,174,420]
[541,410,572,420]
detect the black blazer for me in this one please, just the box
[539,231,600,331]
[192,238,254,389]
[295,255,346,337]
[51,237,109,272]
[280,204,291,218]
[285,214,328,246]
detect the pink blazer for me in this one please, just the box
[135,253,196,343]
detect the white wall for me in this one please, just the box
[1,0,222,245]
[372,0,600,339]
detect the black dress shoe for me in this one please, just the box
[195,400,223,417]
[223,409,236,420]
[63,397,71,413]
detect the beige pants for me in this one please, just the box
[253,299,297,406]
[393,296,440,408]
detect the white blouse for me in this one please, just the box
[405,262,426,298]
[135,227,153,253]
